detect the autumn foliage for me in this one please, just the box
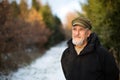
[0,0,65,73]
[0,1,51,53]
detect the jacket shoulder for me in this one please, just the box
[96,45,110,56]
[61,48,69,60]
[96,46,116,61]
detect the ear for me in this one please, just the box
[87,30,91,37]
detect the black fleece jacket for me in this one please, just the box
[61,33,119,80]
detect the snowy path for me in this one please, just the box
[1,41,67,80]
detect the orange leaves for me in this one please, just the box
[0,1,51,53]
[26,8,43,23]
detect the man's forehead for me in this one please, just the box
[72,25,86,29]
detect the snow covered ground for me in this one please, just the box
[0,41,67,80]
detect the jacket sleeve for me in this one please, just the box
[61,48,68,79]
[104,51,119,80]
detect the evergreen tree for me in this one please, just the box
[19,0,29,20]
[32,0,41,11]
[81,0,120,63]
[10,1,20,18]
[40,4,55,30]
[40,4,65,47]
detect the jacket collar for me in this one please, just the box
[67,33,101,56]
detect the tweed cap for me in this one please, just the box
[72,17,92,29]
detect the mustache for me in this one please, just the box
[73,36,81,38]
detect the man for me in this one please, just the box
[61,17,119,80]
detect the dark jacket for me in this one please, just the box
[61,33,119,80]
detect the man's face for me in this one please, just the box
[72,25,91,46]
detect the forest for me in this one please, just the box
[0,0,65,74]
[82,0,120,65]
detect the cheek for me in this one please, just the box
[72,31,77,36]
[72,32,74,38]
[72,33,75,38]
[80,31,88,39]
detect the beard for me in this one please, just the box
[72,38,84,46]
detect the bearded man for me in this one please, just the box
[61,17,119,80]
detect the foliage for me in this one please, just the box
[40,4,65,47]
[40,4,55,30]
[81,0,120,63]
[45,16,65,47]
[32,0,41,11]
[0,0,50,53]
[0,0,65,73]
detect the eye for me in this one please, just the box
[72,27,77,30]
[78,28,85,31]
[79,28,83,31]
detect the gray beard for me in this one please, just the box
[72,39,84,46]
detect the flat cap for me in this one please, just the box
[72,17,92,29]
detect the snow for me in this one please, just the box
[0,41,67,80]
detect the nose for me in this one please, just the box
[75,30,80,36]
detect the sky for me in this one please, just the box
[41,0,87,23]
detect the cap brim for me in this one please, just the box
[73,23,86,28]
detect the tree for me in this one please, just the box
[0,0,11,53]
[81,0,120,63]
[40,4,65,47]
[19,0,29,20]
[47,16,65,46]
[32,0,41,11]
[10,1,20,18]
[40,4,55,30]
